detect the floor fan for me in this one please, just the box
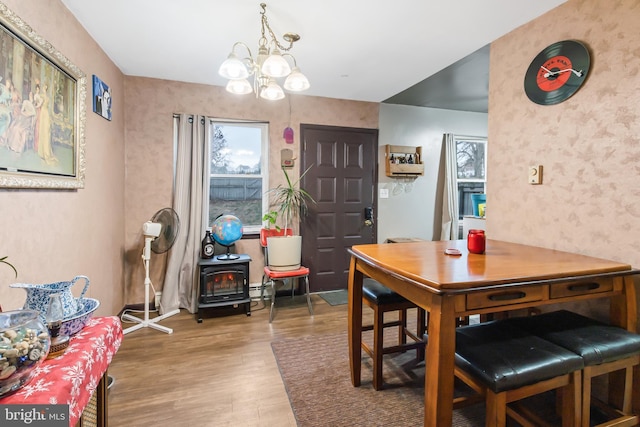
[123,208,181,335]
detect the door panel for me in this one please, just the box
[300,124,378,292]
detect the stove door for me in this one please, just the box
[200,268,246,304]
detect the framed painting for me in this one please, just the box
[92,75,111,121]
[0,2,86,189]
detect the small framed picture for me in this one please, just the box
[92,75,111,121]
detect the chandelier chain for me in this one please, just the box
[260,5,294,52]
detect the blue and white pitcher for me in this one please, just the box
[10,275,90,320]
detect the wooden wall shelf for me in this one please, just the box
[385,145,424,177]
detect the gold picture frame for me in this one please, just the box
[0,2,86,189]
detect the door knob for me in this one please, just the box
[364,207,374,227]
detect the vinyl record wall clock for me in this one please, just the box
[524,40,590,105]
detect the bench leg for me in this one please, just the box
[399,308,407,347]
[372,306,384,391]
[561,370,581,427]
[486,391,507,427]
[416,308,426,361]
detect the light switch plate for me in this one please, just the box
[379,188,389,199]
[529,165,543,184]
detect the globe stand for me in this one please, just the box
[211,214,243,261]
[216,245,239,261]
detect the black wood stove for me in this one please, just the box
[197,254,251,322]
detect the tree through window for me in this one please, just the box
[456,137,487,221]
[205,121,268,234]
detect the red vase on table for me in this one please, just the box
[467,229,486,254]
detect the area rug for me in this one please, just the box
[317,289,349,306]
[271,332,486,426]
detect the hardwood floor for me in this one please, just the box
[108,294,360,426]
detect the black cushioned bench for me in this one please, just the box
[506,310,640,427]
[454,320,584,426]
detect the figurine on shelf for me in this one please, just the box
[407,154,414,164]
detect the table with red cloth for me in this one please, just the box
[0,316,123,427]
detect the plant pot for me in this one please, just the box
[266,235,302,271]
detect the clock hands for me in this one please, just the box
[540,66,554,75]
[546,68,584,77]
[540,65,584,78]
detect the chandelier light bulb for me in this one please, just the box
[261,48,292,78]
[260,79,285,100]
[284,67,310,92]
[226,78,253,95]
[218,53,249,80]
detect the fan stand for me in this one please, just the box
[216,244,239,261]
[123,236,180,335]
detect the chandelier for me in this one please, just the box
[218,3,310,101]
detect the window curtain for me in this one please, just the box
[440,133,459,240]
[162,114,208,314]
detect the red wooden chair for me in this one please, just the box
[260,228,313,323]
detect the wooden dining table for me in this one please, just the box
[347,239,639,427]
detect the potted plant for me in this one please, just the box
[262,166,314,271]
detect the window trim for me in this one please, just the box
[455,135,487,231]
[205,119,269,235]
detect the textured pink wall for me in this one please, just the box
[7,0,633,321]
[488,0,640,321]
[123,77,379,304]
[0,1,126,314]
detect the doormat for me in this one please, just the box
[318,289,348,306]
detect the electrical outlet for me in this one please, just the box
[529,165,543,185]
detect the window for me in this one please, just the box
[205,121,268,234]
[456,137,487,221]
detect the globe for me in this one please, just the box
[211,215,243,260]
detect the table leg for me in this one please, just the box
[424,295,457,427]
[96,371,108,427]
[348,256,363,387]
[78,371,108,427]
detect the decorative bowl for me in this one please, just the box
[10,275,91,320]
[60,298,100,336]
[0,310,51,397]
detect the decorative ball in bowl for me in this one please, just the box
[60,298,100,336]
[0,310,51,397]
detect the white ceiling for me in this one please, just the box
[60,0,566,105]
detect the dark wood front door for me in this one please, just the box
[300,124,378,292]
